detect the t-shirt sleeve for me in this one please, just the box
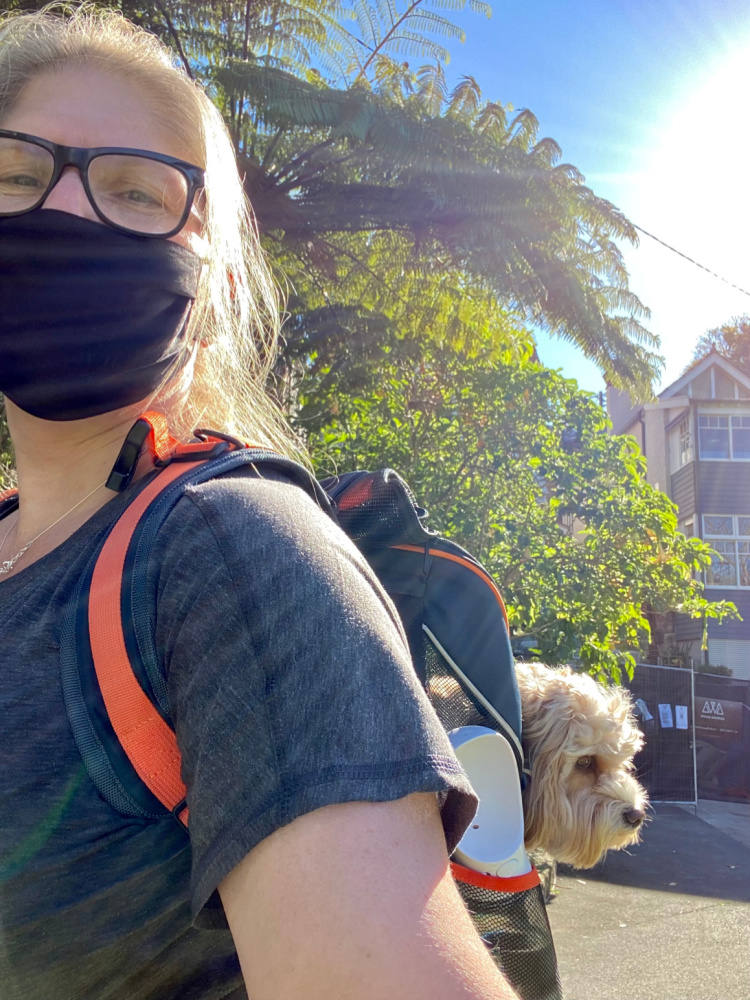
[150,472,478,927]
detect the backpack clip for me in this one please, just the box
[106,418,154,493]
[153,428,247,466]
[171,798,190,831]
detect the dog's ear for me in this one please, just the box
[604,685,645,757]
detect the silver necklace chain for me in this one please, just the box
[0,480,108,578]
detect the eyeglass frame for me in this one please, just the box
[0,129,205,238]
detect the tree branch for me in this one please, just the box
[353,0,426,84]
[154,1,193,80]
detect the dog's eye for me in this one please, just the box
[576,756,593,770]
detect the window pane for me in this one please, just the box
[706,540,737,586]
[679,420,691,466]
[739,542,750,586]
[739,517,750,536]
[703,515,734,536]
[732,417,750,458]
[699,422,730,458]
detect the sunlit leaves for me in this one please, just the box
[296,332,735,679]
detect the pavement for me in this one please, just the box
[545,800,750,1000]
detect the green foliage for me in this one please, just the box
[688,315,750,377]
[219,60,661,395]
[294,328,735,681]
[0,0,691,683]
[693,662,733,676]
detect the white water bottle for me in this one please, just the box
[449,726,532,877]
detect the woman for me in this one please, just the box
[0,8,518,1000]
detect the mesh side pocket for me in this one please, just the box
[452,863,562,1000]
[424,632,510,734]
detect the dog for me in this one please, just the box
[516,662,648,869]
[428,662,648,869]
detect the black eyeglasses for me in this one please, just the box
[0,129,205,238]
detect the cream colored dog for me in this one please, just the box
[516,662,648,868]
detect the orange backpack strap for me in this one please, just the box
[60,418,331,829]
[88,459,198,826]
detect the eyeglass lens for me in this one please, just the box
[0,136,190,235]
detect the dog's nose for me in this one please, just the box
[623,807,645,827]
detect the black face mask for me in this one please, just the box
[0,209,202,421]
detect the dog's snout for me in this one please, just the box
[623,807,645,827]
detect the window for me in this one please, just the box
[669,418,693,472]
[704,514,750,587]
[698,413,750,459]
[679,518,694,539]
[732,416,750,458]
[680,420,692,466]
[698,416,729,458]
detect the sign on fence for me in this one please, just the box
[627,664,696,804]
[626,665,750,804]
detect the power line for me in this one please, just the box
[633,223,750,301]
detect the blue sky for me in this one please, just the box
[441,0,750,395]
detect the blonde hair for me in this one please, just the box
[0,4,302,457]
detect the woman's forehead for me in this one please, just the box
[4,66,195,161]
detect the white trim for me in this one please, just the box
[702,514,750,588]
[643,395,690,411]
[697,406,750,415]
[697,411,750,461]
[660,353,750,400]
[422,624,524,762]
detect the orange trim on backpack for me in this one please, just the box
[139,410,180,463]
[450,861,540,893]
[0,487,18,503]
[391,545,509,631]
[88,460,202,822]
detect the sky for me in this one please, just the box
[443,0,750,396]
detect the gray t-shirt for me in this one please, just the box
[0,467,477,999]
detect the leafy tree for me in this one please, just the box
[221,60,661,395]
[688,315,750,376]
[292,326,735,680]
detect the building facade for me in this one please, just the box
[608,351,750,680]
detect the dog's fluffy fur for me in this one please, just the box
[517,662,648,868]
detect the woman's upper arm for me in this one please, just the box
[219,791,518,1000]
[155,475,477,923]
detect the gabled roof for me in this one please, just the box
[659,349,750,399]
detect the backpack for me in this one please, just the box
[56,412,561,1000]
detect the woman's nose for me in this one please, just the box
[41,165,99,221]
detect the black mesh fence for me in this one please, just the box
[626,664,696,802]
[693,674,750,803]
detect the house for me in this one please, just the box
[608,351,750,680]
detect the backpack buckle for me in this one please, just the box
[171,798,189,830]
[106,418,154,493]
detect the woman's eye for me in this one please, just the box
[576,756,592,769]
[0,173,44,188]
[121,188,160,206]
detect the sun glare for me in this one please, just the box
[623,44,750,388]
